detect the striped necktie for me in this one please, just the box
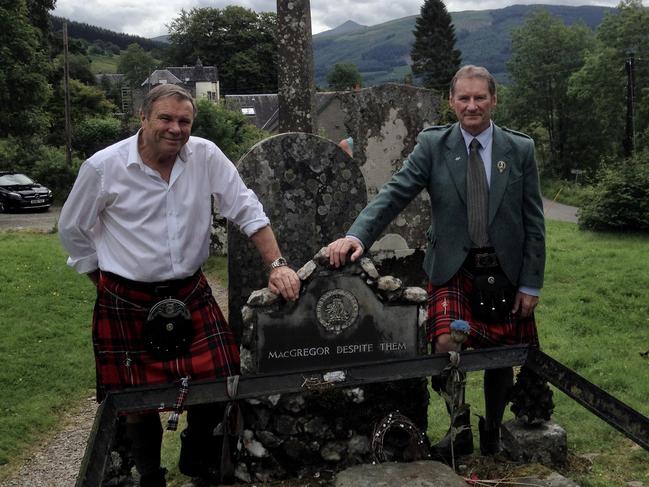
[467,138,490,248]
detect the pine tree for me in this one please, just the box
[410,0,461,92]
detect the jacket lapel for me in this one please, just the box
[488,124,513,224]
[444,124,468,205]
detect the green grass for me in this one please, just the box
[1,223,648,486]
[89,52,121,74]
[0,232,96,475]
[427,220,649,486]
[542,177,596,208]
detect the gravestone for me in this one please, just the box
[235,249,430,482]
[317,84,441,286]
[228,133,366,342]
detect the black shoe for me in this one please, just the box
[478,416,502,456]
[140,468,167,487]
[431,408,474,462]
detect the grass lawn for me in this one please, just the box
[0,221,648,486]
[89,53,120,74]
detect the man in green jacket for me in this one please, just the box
[327,65,545,460]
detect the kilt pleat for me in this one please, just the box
[426,268,539,349]
[92,271,239,402]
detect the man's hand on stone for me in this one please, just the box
[512,292,539,318]
[326,237,364,268]
[268,266,301,301]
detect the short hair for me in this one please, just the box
[449,65,497,97]
[141,84,197,118]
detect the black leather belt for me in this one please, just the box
[102,270,200,296]
[466,248,500,270]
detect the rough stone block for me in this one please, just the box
[335,461,468,487]
[502,419,567,467]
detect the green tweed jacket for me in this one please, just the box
[348,122,545,288]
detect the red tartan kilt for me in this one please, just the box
[426,268,539,349]
[93,271,239,402]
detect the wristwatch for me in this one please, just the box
[269,256,288,270]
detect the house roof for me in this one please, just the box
[224,92,338,131]
[141,59,219,86]
[141,69,183,86]
[165,65,218,83]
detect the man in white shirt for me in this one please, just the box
[59,84,300,486]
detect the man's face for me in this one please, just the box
[449,77,497,136]
[140,96,194,158]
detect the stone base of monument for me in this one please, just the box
[333,460,583,487]
[501,419,568,467]
[335,461,468,487]
[234,380,430,483]
[235,250,431,482]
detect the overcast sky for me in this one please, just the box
[53,0,620,39]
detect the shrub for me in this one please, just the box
[31,146,82,203]
[192,100,268,162]
[73,116,121,158]
[578,153,649,232]
[0,136,49,174]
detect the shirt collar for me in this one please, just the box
[126,130,192,169]
[459,122,493,151]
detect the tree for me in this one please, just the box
[167,6,278,94]
[506,10,594,177]
[326,63,362,91]
[46,79,118,146]
[569,0,649,157]
[118,43,158,88]
[192,99,268,162]
[0,0,52,140]
[410,0,461,92]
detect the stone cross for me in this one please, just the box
[276,0,316,133]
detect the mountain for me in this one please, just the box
[317,20,367,37]
[313,4,615,87]
[151,35,171,44]
[50,15,165,51]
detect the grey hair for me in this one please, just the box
[141,84,197,118]
[449,65,497,97]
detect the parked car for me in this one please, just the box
[0,171,53,212]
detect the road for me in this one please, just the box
[0,199,577,233]
[0,206,61,232]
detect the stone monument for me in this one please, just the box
[233,249,430,482]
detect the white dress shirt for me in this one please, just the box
[59,133,269,282]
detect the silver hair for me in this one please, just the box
[141,84,197,118]
[449,65,497,97]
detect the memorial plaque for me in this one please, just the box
[248,255,424,374]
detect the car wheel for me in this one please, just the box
[0,200,5,213]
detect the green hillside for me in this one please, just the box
[314,4,614,87]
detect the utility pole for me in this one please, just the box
[624,52,636,157]
[63,22,73,166]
